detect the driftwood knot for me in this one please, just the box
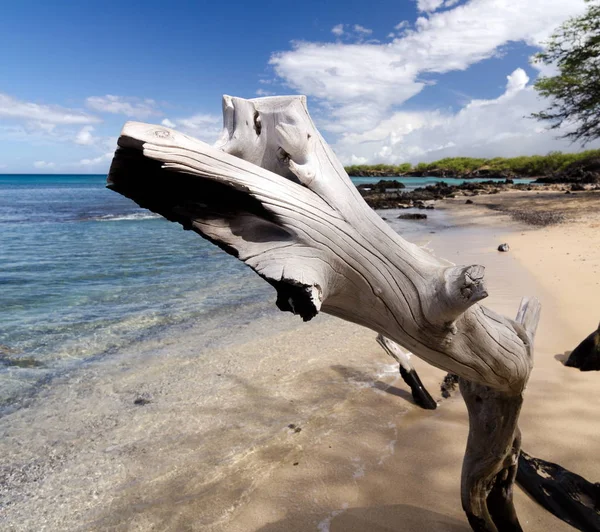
[154,129,170,139]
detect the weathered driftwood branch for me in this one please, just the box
[377,334,437,410]
[107,95,540,531]
[517,451,600,532]
[565,322,600,371]
[460,297,540,532]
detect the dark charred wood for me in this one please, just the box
[399,366,438,410]
[565,323,600,371]
[517,451,600,532]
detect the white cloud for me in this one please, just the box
[33,160,55,169]
[256,88,276,97]
[78,152,113,167]
[74,125,96,145]
[353,24,372,35]
[270,0,588,130]
[266,0,592,163]
[161,118,176,128]
[0,93,100,125]
[333,68,600,165]
[417,0,445,13]
[332,24,345,36]
[86,95,161,118]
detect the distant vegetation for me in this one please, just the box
[344,150,600,178]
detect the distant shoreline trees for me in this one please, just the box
[344,149,600,177]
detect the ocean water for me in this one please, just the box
[0,174,278,409]
[0,173,506,411]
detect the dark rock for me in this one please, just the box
[565,323,600,371]
[356,179,405,194]
[398,213,427,220]
[133,397,151,406]
[465,199,474,204]
[497,243,510,252]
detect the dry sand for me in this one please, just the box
[1,190,598,531]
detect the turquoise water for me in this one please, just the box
[0,174,275,407]
[349,175,535,188]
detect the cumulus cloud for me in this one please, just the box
[33,160,56,169]
[74,125,96,145]
[353,24,372,35]
[417,0,445,13]
[270,0,588,130]
[78,152,114,167]
[86,95,161,118]
[161,118,176,128]
[256,88,276,96]
[265,0,593,163]
[331,24,345,36]
[0,93,100,125]
[333,68,600,164]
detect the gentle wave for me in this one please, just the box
[93,213,162,222]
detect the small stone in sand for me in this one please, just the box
[466,199,474,204]
[134,397,151,406]
[498,243,510,252]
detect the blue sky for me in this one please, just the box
[0,0,593,173]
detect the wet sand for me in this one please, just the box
[1,191,599,531]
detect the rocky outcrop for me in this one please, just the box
[535,157,600,184]
[358,180,529,209]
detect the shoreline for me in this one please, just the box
[1,191,599,531]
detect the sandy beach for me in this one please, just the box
[1,189,599,531]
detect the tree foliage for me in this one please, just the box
[344,149,600,177]
[533,0,600,144]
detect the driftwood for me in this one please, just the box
[107,94,541,531]
[517,452,600,532]
[565,322,600,371]
[377,334,437,410]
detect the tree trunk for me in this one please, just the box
[107,94,540,530]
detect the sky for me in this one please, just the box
[0,0,594,174]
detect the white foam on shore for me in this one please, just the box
[94,213,161,222]
[317,503,349,532]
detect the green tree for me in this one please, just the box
[533,0,600,144]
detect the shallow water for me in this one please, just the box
[0,175,275,408]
